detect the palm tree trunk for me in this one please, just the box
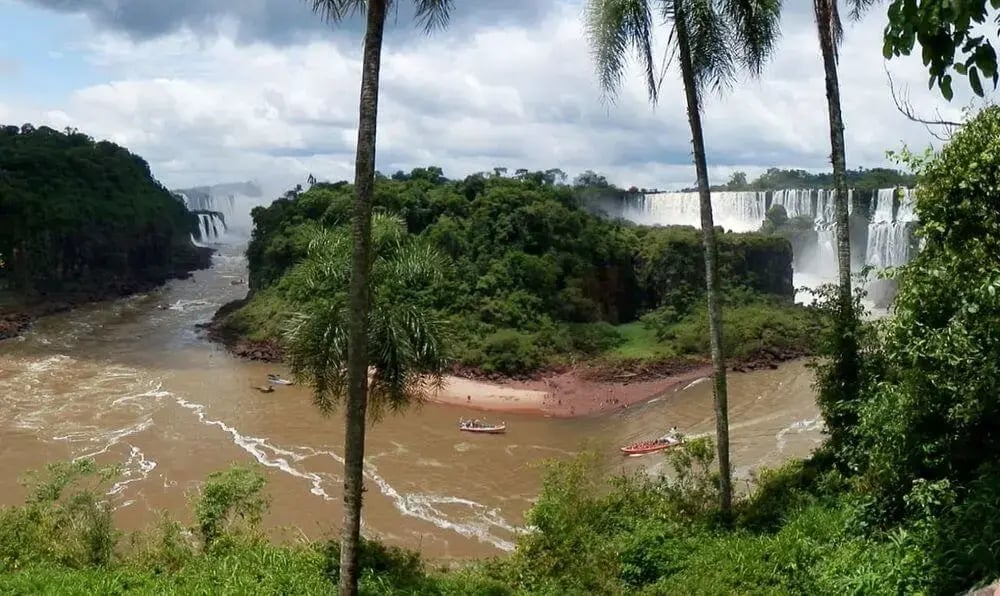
[675,6,732,518]
[814,0,852,315]
[341,1,387,594]
[814,0,860,450]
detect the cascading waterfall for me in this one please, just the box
[617,187,917,304]
[865,188,917,268]
[173,181,266,239]
[196,213,226,242]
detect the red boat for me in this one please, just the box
[458,419,507,434]
[620,435,681,455]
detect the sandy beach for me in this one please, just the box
[429,365,715,418]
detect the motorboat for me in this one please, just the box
[620,433,682,455]
[458,418,507,434]
[267,373,294,385]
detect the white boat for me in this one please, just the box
[458,419,507,434]
[267,374,293,386]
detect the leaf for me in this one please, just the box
[969,66,984,96]
[954,62,968,75]
[940,74,954,100]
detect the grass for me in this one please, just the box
[609,322,678,360]
[607,299,824,364]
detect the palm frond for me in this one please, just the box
[585,0,660,103]
[375,241,449,289]
[370,212,407,256]
[366,303,450,419]
[413,0,454,32]
[683,0,736,93]
[309,0,366,23]
[721,0,782,76]
[846,0,879,21]
[283,303,350,414]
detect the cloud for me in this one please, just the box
[21,0,554,45]
[3,1,981,193]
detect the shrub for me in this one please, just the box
[193,465,269,549]
[480,329,544,375]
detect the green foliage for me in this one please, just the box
[689,166,915,192]
[228,169,798,375]
[0,460,119,571]
[847,107,1000,521]
[281,214,451,416]
[0,124,200,296]
[883,0,999,99]
[655,295,824,359]
[193,466,269,549]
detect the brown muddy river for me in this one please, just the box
[0,245,823,559]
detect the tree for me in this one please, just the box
[810,0,875,456]
[305,2,452,594]
[585,0,781,518]
[883,0,999,99]
[282,215,450,593]
[726,170,747,189]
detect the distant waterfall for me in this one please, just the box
[173,181,266,238]
[616,187,918,304]
[195,212,227,242]
[865,188,917,268]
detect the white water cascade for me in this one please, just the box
[616,187,917,304]
[173,181,268,238]
[865,188,917,268]
[197,213,226,242]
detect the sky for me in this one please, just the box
[0,0,985,192]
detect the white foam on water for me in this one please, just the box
[682,377,709,391]
[362,464,520,552]
[108,445,158,505]
[174,397,336,500]
[168,299,216,312]
[775,416,824,451]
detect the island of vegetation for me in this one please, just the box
[208,167,822,415]
[0,124,212,339]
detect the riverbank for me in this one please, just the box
[207,302,809,418]
[0,245,214,341]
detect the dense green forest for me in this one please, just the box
[0,124,207,301]
[216,169,817,375]
[711,166,916,193]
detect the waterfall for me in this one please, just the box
[196,213,227,242]
[865,188,916,268]
[624,190,768,232]
[618,187,917,305]
[174,181,266,238]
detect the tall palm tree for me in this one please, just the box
[283,214,449,594]
[586,0,780,517]
[811,0,875,453]
[305,3,453,594]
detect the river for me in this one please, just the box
[0,244,823,559]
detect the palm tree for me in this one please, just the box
[283,214,449,594]
[586,0,780,517]
[811,0,875,454]
[308,6,452,593]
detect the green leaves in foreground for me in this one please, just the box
[282,213,451,418]
[883,0,1000,99]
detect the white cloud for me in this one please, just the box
[3,3,987,192]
